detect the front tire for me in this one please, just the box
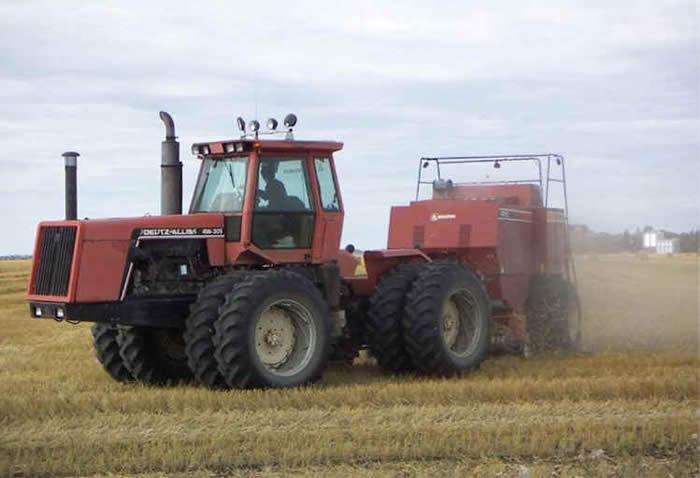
[92,323,133,382]
[402,263,491,375]
[184,272,250,387]
[215,271,330,389]
[118,326,192,385]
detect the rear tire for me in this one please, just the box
[402,263,491,375]
[527,276,581,353]
[184,272,251,387]
[215,271,330,389]
[92,323,133,382]
[118,326,192,385]
[366,264,423,373]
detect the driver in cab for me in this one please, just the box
[257,160,287,209]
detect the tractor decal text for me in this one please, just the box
[138,228,224,238]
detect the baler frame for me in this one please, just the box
[415,152,579,292]
[416,153,569,212]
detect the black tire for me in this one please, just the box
[214,271,330,389]
[184,272,251,387]
[527,276,580,353]
[402,263,491,375]
[91,323,133,382]
[118,326,192,385]
[366,264,423,373]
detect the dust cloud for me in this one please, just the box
[576,254,699,353]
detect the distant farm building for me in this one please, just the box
[643,229,679,254]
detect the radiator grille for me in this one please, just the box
[32,226,77,296]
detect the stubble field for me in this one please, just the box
[0,255,698,477]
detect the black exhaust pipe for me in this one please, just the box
[159,111,182,215]
[62,151,79,220]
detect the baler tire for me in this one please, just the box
[184,272,252,388]
[402,263,491,376]
[118,326,192,385]
[366,263,424,373]
[214,271,330,389]
[91,323,133,382]
[527,276,580,354]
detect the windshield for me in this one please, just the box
[191,157,248,213]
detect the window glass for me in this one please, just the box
[191,158,247,212]
[255,158,313,211]
[252,158,315,249]
[314,158,340,211]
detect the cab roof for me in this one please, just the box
[191,138,343,157]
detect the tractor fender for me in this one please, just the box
[362,249,431,290]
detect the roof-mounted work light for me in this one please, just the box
[284,113,297,128]
[236,117,246,132]
[266,118,278,130]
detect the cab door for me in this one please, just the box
[311,156,344,262]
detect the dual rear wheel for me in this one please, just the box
[367,263,492,376]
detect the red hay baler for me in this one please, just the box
[27,113,580,389]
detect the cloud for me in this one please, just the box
[0,0,698,253]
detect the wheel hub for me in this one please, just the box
[255,307,296,368]
[441,299,460,348]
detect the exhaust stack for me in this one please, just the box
[159,111,182,215]
[62,151,79,220]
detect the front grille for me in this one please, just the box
[32,226,77,296]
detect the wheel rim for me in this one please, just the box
[440,290,482,358]
[254,299,317,377]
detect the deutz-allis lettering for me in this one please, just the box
[27,112,580,389]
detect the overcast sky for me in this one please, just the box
[1,0,698,254]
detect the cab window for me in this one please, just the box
[314,157,340,211]
[255,159,313,211]
[252,158,315,249]
[191,158,247,213]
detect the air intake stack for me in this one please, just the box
[159,111,182,215]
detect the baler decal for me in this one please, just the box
[545,210,567,223]
[430,213,457,222]
[498,208,533,223]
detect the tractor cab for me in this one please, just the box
[189,134,344,264]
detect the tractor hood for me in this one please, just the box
[28,214,226,304]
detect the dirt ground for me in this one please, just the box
[0,256,698,477]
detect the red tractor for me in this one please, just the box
[27,112,580,388]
